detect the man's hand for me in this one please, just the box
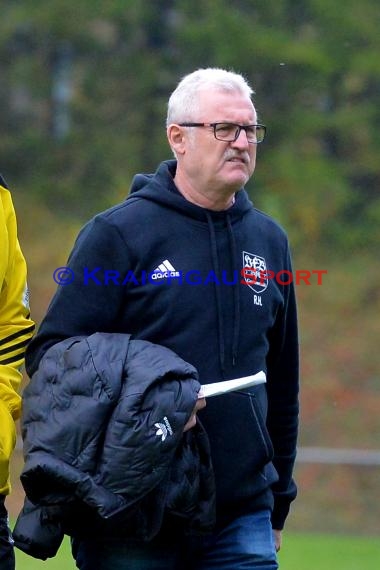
[183,397,206,432]
[273,529,282,552]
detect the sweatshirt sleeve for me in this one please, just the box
[0,183,35,495]
[25,215,132,377]
[266,243,299,530]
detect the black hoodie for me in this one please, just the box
[26,159,299,531]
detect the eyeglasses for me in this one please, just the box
[178,122,266,144]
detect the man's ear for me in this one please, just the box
[167,124,186,155]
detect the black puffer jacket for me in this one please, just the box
[13,333,215,559]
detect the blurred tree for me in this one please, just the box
[171,0,380,253]
[0,0,176,215]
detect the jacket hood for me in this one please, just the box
[128,159,254,224]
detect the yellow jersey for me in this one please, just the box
[0,180,35,495]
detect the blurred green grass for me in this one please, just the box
[15,535,74,569]
[14,533,380,569]
[279,533,380,569]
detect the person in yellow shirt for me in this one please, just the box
[0,174,35,569]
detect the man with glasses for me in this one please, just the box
[23,68,299,569]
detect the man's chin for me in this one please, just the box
[223,162,251,184]
[224,173,250,190]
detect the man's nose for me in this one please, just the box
[231,128,250,148]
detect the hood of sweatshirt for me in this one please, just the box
[129,159,253,224]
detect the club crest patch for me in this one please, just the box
[242,251,269,294]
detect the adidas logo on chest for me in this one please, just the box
[151,259,180,280]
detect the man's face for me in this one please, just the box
[179,89,258,195]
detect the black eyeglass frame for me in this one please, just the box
[178,122,266,144]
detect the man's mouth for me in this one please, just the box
[227,156,247,164]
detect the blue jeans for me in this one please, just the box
[72,509,278,570]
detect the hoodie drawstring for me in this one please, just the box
[226,214,240,366]
[206,212,226,374]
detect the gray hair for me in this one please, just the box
[166,67,254,126]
